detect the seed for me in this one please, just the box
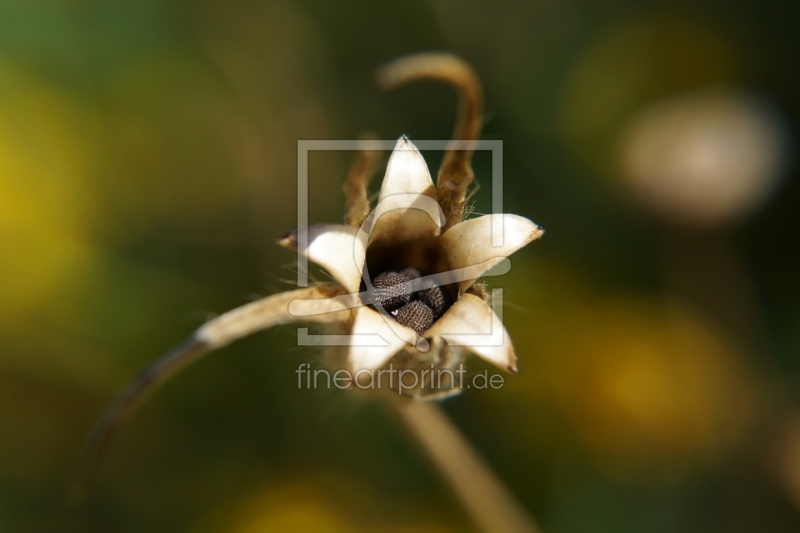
[369,271,412,311]
[395,300,434,335]
[418,279,446,318]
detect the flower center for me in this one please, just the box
[367,267,448,335]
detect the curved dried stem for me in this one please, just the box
[344,132,383,227]
[393,400,541,533]
[69,285,349,503]
[377,53,484,230]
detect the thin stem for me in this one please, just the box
[69,285,349,503]
[393,400,541,533]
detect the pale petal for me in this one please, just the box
[277,224,366,293]
[440,214,543,294]
[199,286,351,347]
[347,307,417,372]
[425,293,517,372]
[368,136,443,246]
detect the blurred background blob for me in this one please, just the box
[0,1,798,532]
[618,89,787,227]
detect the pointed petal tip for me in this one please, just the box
[369,135,440,244]
[511,215,544,240]
[276,229,297,248]
[385,136,427,172]
[394,134,417,153]
[277,225,366,293]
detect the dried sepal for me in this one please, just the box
[343,132,382,228]
[198,284,352,346]
[348,306,419,373]
[69,285,349,502]
[440,214,543,295]
[425,293,517,373]
[369,136,442,246]
[377,53,484,230]
[277,224,367,293]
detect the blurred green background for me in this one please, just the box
[1,0,799,531]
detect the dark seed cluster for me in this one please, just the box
[368,271,411,310]
[368,268,447,335]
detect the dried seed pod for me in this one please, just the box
[395,300,435,335]
[399,267,445,318]
[418,279,446,318]
[369,271,412,311]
